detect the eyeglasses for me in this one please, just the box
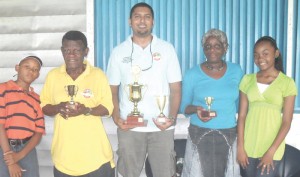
[203,44,223,51]
[130,40,153,71]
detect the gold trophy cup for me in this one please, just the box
[124,81,147,126]
[201,97,217,117]
[156,95,167,123]
[65,85,78,109]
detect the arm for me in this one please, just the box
[237,91,249,168]
[4,133,42,165]
[258,95,295,173]
[110,85,135,130]
[42,102,109,119]
[154,81,181,130]
[0,124,23,176]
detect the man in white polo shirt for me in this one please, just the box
[107,2,182,177]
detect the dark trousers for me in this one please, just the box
[54,162,115,177]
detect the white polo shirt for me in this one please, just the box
[107,35,182,132]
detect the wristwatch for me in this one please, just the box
[84,107,92,116]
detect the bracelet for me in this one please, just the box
[168,116,177,125]
[84,107,92,116]
[3,150,13,156]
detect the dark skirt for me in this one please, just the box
[189,124,237,177]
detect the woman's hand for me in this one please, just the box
[237,146,249,169]
[258,151,275,175]
[196,107,212,122]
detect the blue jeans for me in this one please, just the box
[0,144,39,177]
[240,157,281,177]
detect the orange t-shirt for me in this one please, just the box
[0,80,45,139]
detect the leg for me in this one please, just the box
[18,147,40,177]
[117,129,147,177]
[85,162,115,177]
[147,129,176,177]
[0,148,10,177]
[54,166,72,177]
[182,136,204,177]
[225,138,241,177]
[240,157,259,177]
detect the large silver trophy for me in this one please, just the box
[201,96,217,117]
[124,66,147,126]
[65,85,78,109]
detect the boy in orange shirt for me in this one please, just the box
[0,56,45,177]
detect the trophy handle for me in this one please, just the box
[141,85,148,100]
[64,86,68,95]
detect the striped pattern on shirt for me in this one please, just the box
[0,80,45,139]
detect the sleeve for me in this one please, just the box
[237,65,244,82]
[0,85,6,124]
[97,71,114,116]
[167,45,182,83]
[239,75,250,94]
[179,70,194,115]
[106,50,121,86]
[283,77,298,97]
[40,72,54,107]
[35,97,46,134]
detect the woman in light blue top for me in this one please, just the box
[181,29,243,177]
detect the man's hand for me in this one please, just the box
[8,163,24,177]
[58,102,88,119]
[3,151,21,166]
[115,117,138,130]
[153,117,175,131]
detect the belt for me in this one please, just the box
[8,136,32,146]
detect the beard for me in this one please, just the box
[134,28,153,37]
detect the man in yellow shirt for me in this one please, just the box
[40,30,115,177]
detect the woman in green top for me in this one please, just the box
[237,36,297,177]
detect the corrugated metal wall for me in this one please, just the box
[95,0,299,112]
[0,0,87,94]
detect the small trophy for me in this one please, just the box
[156,95,167,123]
[65,85,78,109]
[201,97,217,117]
[124,66,147,126]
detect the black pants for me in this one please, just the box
[54,162,115,177]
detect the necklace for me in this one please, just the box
[205,60,225,71]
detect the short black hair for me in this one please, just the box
[21,56,43,67]
[62,30,88,48]
[130,2,154,19]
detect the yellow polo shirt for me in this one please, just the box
[40,61,114,175]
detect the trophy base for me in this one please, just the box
[124,114,148,127]
[156,116,167,124]
[67,103,77,110]
[201,110,217,118]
